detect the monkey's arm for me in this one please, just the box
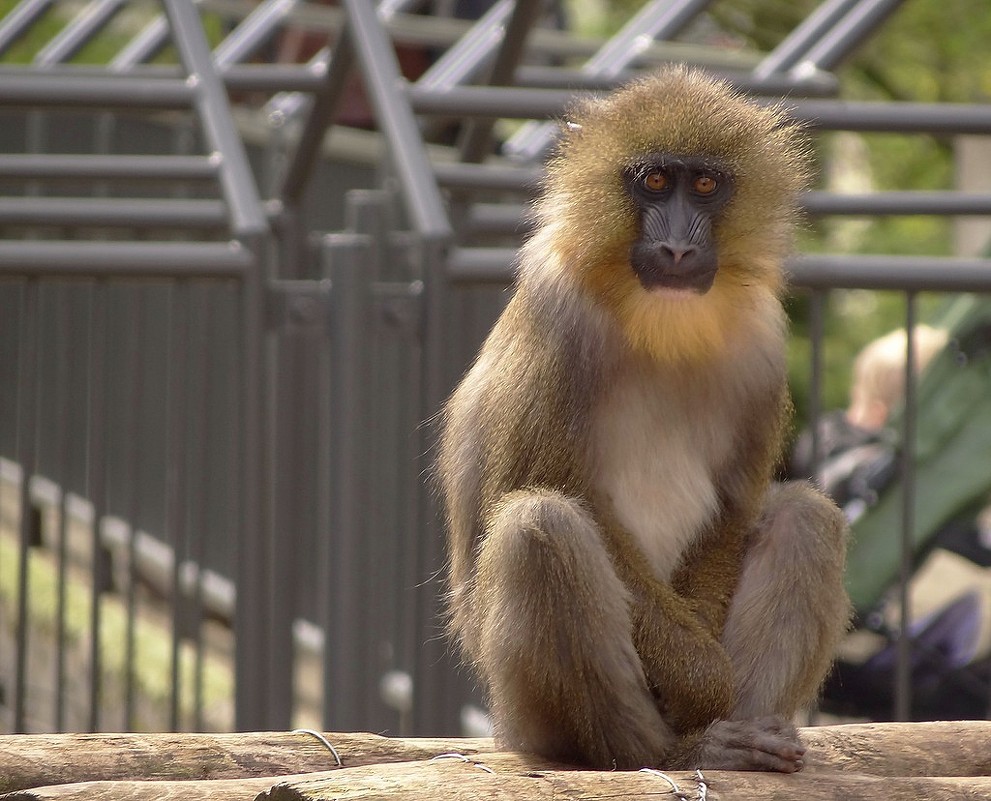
[623,384,788,733]
[672,382,789,625]
[596,521,736,734]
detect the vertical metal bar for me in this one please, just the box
[753,0,860,78]
[808,291,826,474]
[894,292,917,722]
[341,0,453,240]
[323,233,373,730]
[411,238,461,735]
[122,290,146,731]
[265,317,294,732]
[87,282,109,733]
[52,286,72,732]
[396,273,424,737]
[13,279,40,734]
[0,0,55,58]
[191,286,213,731]
[314,300,334,727]
[166,281,190,731]
[234,239,272,731]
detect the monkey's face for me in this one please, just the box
[623,155,734,296]
[533,67,810,363]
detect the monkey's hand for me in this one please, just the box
[680,715,806,773]
[630,587,735,733]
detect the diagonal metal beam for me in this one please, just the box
[0,0,54,58]
[340,0,452,239]
[795,0,907,73]
[34,0,127,67]
[162,0,268,237]
[754,0,860,78]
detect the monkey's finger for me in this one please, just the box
[739,747,804,774]
[745,731,806,761]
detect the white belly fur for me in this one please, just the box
[591,367,732,582]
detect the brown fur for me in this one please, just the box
[437,67,849,772]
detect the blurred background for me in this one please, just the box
[1,0,990,737]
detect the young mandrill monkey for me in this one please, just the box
[437,67,850,772]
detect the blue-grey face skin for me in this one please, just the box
[624,155,735,294]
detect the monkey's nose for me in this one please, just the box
[662,243,698,267]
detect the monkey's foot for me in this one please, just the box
[689,715,805,773]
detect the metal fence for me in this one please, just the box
[1,0,990,737]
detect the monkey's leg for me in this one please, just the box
[475,489,675,770]
[722,481,850,720]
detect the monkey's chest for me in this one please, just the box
[590,378,735,583]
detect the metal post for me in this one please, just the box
[86,283,109,733]
[895,292,918,722]
[13,280,39,733]
[166,281,190,731]
[410,237,476,735]
[52,287,72,732]
[323,233,374,730]
[234,235,273,731]
[121,290,147,732]
[808,290,827,475]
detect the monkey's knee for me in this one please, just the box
[480,489,612,592]
[477,489,631,650]
[750,481,848,572]
[724,482,851,719]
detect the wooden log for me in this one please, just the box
[0,732,493,793]
[802,721,991,777]
[4,722,991,800]
[0,776,278,801]
[257,752,991,801]
[8,758,991,801]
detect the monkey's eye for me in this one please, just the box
[693,175,718,195]
[642,171,668,192]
